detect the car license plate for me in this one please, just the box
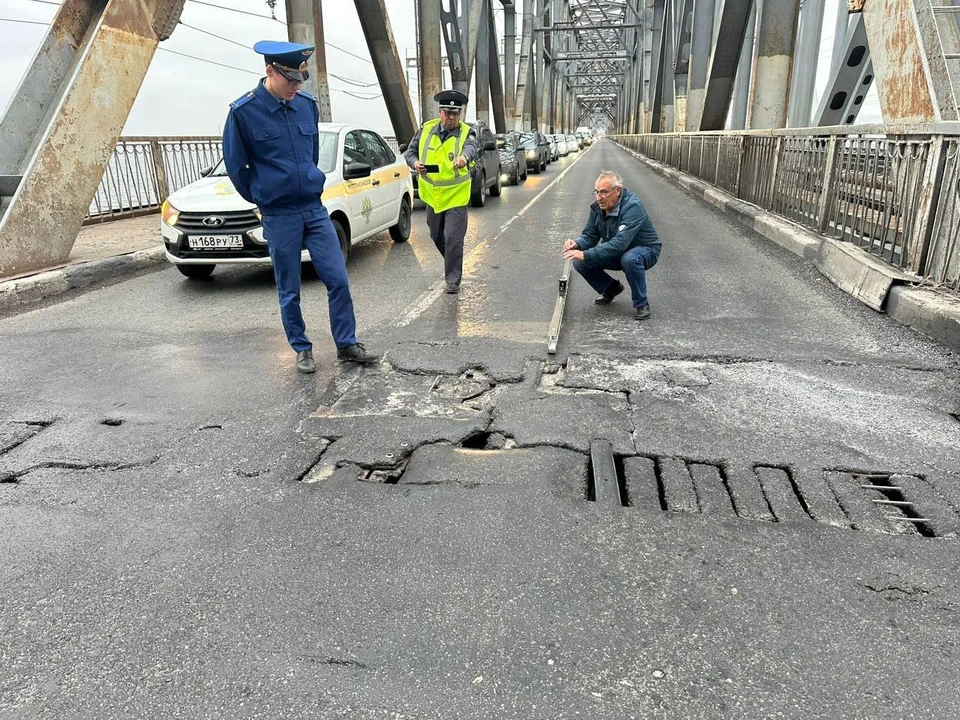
[187,234,243,249]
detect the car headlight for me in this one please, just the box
[161,199,179,227]
[526,150,536,158]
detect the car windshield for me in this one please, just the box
[497,137,514,151]
[208,130,339,175]
[519,133,537,148]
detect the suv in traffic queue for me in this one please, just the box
[469,120,503,207]
[519,130,549,174]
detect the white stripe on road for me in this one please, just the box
[396,146,592,328]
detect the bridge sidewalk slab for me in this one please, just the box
[616,143,960,354]
[0,215,164,312]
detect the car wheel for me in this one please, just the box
[389,196,411,242]
[333,217,350,261]
[521,165,527,182]
[490,169,502,197]
[531,161,540,175]
[177,264,215,279]
[541,156,547,172]
[471,172,486,207]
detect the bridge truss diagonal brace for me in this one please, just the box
[698,0,753,130]
[354,0,418,145]
[0,0,186,279]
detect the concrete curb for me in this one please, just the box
[0,246,166,312]
[616,143,960,354]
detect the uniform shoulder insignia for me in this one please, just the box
[230,91,255,111]
[297,89,318,103]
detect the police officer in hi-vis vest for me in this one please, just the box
[222,40,377,374]
[403,89,478,295]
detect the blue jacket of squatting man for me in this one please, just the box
[574,188,662,267]
[222,80,325,214]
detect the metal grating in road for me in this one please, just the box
[619,455,960,539]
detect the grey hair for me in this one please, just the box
[597,170,622,187]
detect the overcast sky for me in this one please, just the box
[2,0,876,138]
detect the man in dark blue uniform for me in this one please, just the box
[222,40,377,373]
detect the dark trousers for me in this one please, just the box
[425,205,468,285]
[262,203,357,352]
[573,245,659,308]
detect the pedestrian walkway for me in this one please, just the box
[70,215,162,266]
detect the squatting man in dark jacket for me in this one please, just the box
[563,170,662,319]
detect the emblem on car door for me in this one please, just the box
[202,216,226,227]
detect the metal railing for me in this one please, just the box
[85,134,401,225]
[613,126,960,291]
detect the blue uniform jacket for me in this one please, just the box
[575,188,661,267]
[222,80,325,214]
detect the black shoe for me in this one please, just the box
[337,342,379,364]
[635,304,651,320]
[296,349,316,373]
[445,282,460,294]
[594,280,624,305]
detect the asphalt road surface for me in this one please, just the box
[3,140,960,719]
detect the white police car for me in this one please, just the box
[160,123,414,278]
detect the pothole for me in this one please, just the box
[101,418,124,427]
[458,431,514,450]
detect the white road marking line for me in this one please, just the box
[396,147,592,328]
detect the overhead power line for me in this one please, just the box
[188,0,284,23]
[0,17,49,25]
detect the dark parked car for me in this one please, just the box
[520,130,549,174]
[496,131,527,185]
[470,120,502,207]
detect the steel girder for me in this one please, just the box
[0,0,186,278]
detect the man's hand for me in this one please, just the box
[563,239,577,252]
[563,247,584,261]
[454,155,467,169]
[414,161,427,174]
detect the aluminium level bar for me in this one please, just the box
[547,257,573,354]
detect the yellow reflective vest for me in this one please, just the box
[417,119,473,213]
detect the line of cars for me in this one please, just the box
[159,120,593,279]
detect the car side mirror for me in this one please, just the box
[200,165,213,177]
[399,143,408,153]
[484,140,496,151]
[343,162,372,180]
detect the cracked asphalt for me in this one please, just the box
[3,140,960,719]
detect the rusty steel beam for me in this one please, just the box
[504,4,517,122]
[748,0,800,129]
[285,0,332,121]
[861,0,957,122]
[354,0,417,145]
[0,0,185,279]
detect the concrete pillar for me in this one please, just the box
[787,0,824,127]
[285,0,332,121]
[686,0,715,131]
[418,0,442,125]
[662,3,676,131]
[476,0,490,125]
[504,6,517,121]
[515,0,534,130]
[748,0,800,129]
